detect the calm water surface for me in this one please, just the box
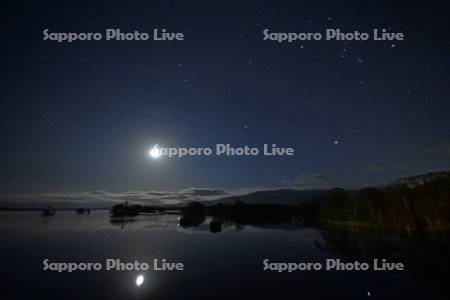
[1,211,449,299]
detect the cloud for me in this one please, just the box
[180,188,228,197]
[0,188,230,208]
[427,142,450,156]
[367,163,386,173]
[282,174,332,190]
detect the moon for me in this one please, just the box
[149,144,161,159]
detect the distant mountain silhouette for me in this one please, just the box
[203,171,450,206]
[193,170,450,231]
[206,189,327,205]
[392,171,450,189]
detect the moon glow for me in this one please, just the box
[149,144,161,159]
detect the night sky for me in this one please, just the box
[1,0,450,196]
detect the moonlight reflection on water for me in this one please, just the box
[135,275,144,287]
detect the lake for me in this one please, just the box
[1,211,449,299]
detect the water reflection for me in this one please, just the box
[1,211,450,299]
[316,226,450,275]
[135,274,144,287]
